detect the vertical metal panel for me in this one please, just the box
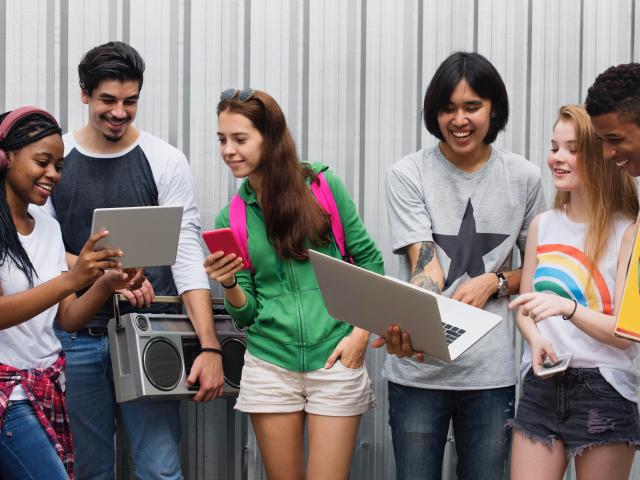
[3,1,640,479]
[420,0,475,148]
[477,0,530,155]
[187,0,246,232]
[581,0,633,101]
[635,0,640,60]
[63,0,115,132]
[5,1,47,109]
[528,0,582,206]
[0,0,6,112]
[128,0,173,141]
[182,0,192,159]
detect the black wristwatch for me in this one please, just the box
[494,272,509,298]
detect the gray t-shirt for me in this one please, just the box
[383,145,546,389]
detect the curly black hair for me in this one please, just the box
[585,63,640,125]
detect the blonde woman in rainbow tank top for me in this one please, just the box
[508,105,640,480]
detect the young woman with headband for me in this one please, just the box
[0,107,143,479]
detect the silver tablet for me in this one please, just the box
[90,206,183,268]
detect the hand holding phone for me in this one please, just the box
[536,353,572,378]
[202,228,244,261]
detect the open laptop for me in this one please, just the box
[91,206,183,268]
[309,250,502,362]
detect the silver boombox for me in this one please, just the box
[108,295,246,403]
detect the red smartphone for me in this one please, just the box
[202,228,244,260]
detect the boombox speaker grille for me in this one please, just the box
[221,338,245,388]
[143,338,183,391]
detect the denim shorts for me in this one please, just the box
[509,367,640,458]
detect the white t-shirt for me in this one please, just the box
[522,209,639,401]
[0,206,67,400]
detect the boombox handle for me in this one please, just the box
[112,294,183,330]
[112,294,224,330]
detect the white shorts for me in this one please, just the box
[234,350,376,416]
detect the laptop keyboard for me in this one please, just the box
[442,322,466,345]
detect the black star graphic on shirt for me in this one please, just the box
[432,199,509,289]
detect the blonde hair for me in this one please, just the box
[552,104,638,269]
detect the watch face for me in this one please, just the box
[498,276,509,296]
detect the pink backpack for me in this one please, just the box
[229,172,350,272]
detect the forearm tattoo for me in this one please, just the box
[409,241,441,294]
[410,273,441,293]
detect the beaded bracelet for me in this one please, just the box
[562,299,578,320]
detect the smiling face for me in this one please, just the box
[437,79,492,163]
[217,110,264,185]
[82,78,140,146]
[547,120,582,193]
[590,112,640,177]
[4,134,64,208]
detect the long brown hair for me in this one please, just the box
[217,90,331,260]
[552,104,638,268]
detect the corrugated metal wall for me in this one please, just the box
[2,0,639,478]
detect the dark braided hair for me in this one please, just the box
[585,63,640,125]
[0,111,62,286]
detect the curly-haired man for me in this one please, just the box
[586,63,640,178]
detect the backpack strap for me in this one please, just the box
[310,172,351,262]
[229,172,350,273]
[229,194,254,272]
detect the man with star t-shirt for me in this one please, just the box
[379,53,546,480]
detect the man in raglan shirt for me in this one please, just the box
[46,41,224,479]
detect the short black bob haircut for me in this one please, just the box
[423,52,509,145]
[585,63,640,126]
[78,41,146,96]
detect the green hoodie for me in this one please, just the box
[215,163,384,372]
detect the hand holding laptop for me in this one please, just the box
[370,325,425,362]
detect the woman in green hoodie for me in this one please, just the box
[204,89,384,480]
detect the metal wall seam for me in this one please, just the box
[169,0,179,148]
[415,0,423,151]
[358,0,367,217]
[0,0,5,112]
[301,0,310,161]
[524,0,532,161]
[46,0,55,113]
[632,0,636,60]
[579,0,584,99]
[182,0,191,160]
[59,0,68,130]
[122,0,130,44]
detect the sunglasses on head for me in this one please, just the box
[220,88,255,102]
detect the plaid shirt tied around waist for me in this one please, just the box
[0,353,73,478]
